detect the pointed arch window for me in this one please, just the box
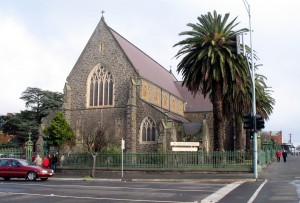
[88,65,114,107]
[140,117,157,143]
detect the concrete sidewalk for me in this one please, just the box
[51,170,257,183]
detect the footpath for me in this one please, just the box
[52,168,257,183]
[52,154,300,183]
[259,153,300,180]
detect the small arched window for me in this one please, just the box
[140,117,157,143]
[88,64,114,107]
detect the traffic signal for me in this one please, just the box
[256,114,265,130]
[250,131,254,139]
[229,35,241,55]
[243,113,253,130]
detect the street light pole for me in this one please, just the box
[243,0,258,179]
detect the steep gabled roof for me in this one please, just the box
[110,28,183,99]
[175,81,213,112]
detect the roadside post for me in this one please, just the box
[121,138,125,178]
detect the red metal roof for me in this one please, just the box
[175,81,213,112]
[110,28,183,99]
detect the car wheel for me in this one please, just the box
[27,171,37,181]
[4,177,10,181]
[40,178,48,181]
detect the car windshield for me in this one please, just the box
[18,159,29,166]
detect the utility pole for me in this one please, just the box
[243,0,257,179]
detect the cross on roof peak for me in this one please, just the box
[101,10,105,17]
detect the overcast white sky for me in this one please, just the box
[0,0,299,145]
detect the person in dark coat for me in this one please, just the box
[51,153,58,172]
[282,150,288,163]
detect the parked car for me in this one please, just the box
[0,158,54,181]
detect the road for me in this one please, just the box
[0,155,299,202]
[0,179,228,203]
[219,154,300,203]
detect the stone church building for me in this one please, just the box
[60,16,214,153]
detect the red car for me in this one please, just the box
[0,158,54,181]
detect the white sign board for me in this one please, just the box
[170,142,199,152]
[172,147,198,152]
[170,142,200,147]
[121,139,125,150]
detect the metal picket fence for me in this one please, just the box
[0,148,24,158]
[258,149,276,166]
[58,151,254,171]
[0,148,276,172]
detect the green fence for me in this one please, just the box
[0,148,24,158]
[59,151,254,171]
[0,148,276,172]
[258,149,276,166]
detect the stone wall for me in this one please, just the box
[185,111,213,151]
[65,19,138,111]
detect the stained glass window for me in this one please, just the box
[140,117,157,143]
[88,65,114,107]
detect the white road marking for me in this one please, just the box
[201,181,244,203]
[0,191,195,203]
[0,182,213,192]
[247,179,268,203]
[290,180,300,200]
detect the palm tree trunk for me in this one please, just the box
[234,116,243,151]
[212,82,225,152]
[245,130,251,151]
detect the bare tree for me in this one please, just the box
[81,119,109,178]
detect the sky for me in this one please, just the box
[0,0,299,145]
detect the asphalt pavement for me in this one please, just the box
[259,153,300,180]
[219,154,300,202]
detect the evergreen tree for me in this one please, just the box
[43,112,75,148]
[20,87,63,124]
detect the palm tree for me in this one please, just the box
[255,74,275,119]
[223,72,250,151]
[224,68,275,151]
[174,11,248,151]
[222,47,258,151]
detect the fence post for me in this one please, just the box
[43,139,48,158]
[25,132,33,163]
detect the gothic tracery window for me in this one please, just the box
[88,65,114,107]
[140,117,157,143]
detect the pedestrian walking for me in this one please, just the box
[51,153,58,172]
[34,154,43,166]
[42,155,50,168]
[276,151,282,162]
[282,150,288,162]
[60,154,65,167]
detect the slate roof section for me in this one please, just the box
[149,103,190,123]
[175,81,213,112]
[110,28,183,99]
